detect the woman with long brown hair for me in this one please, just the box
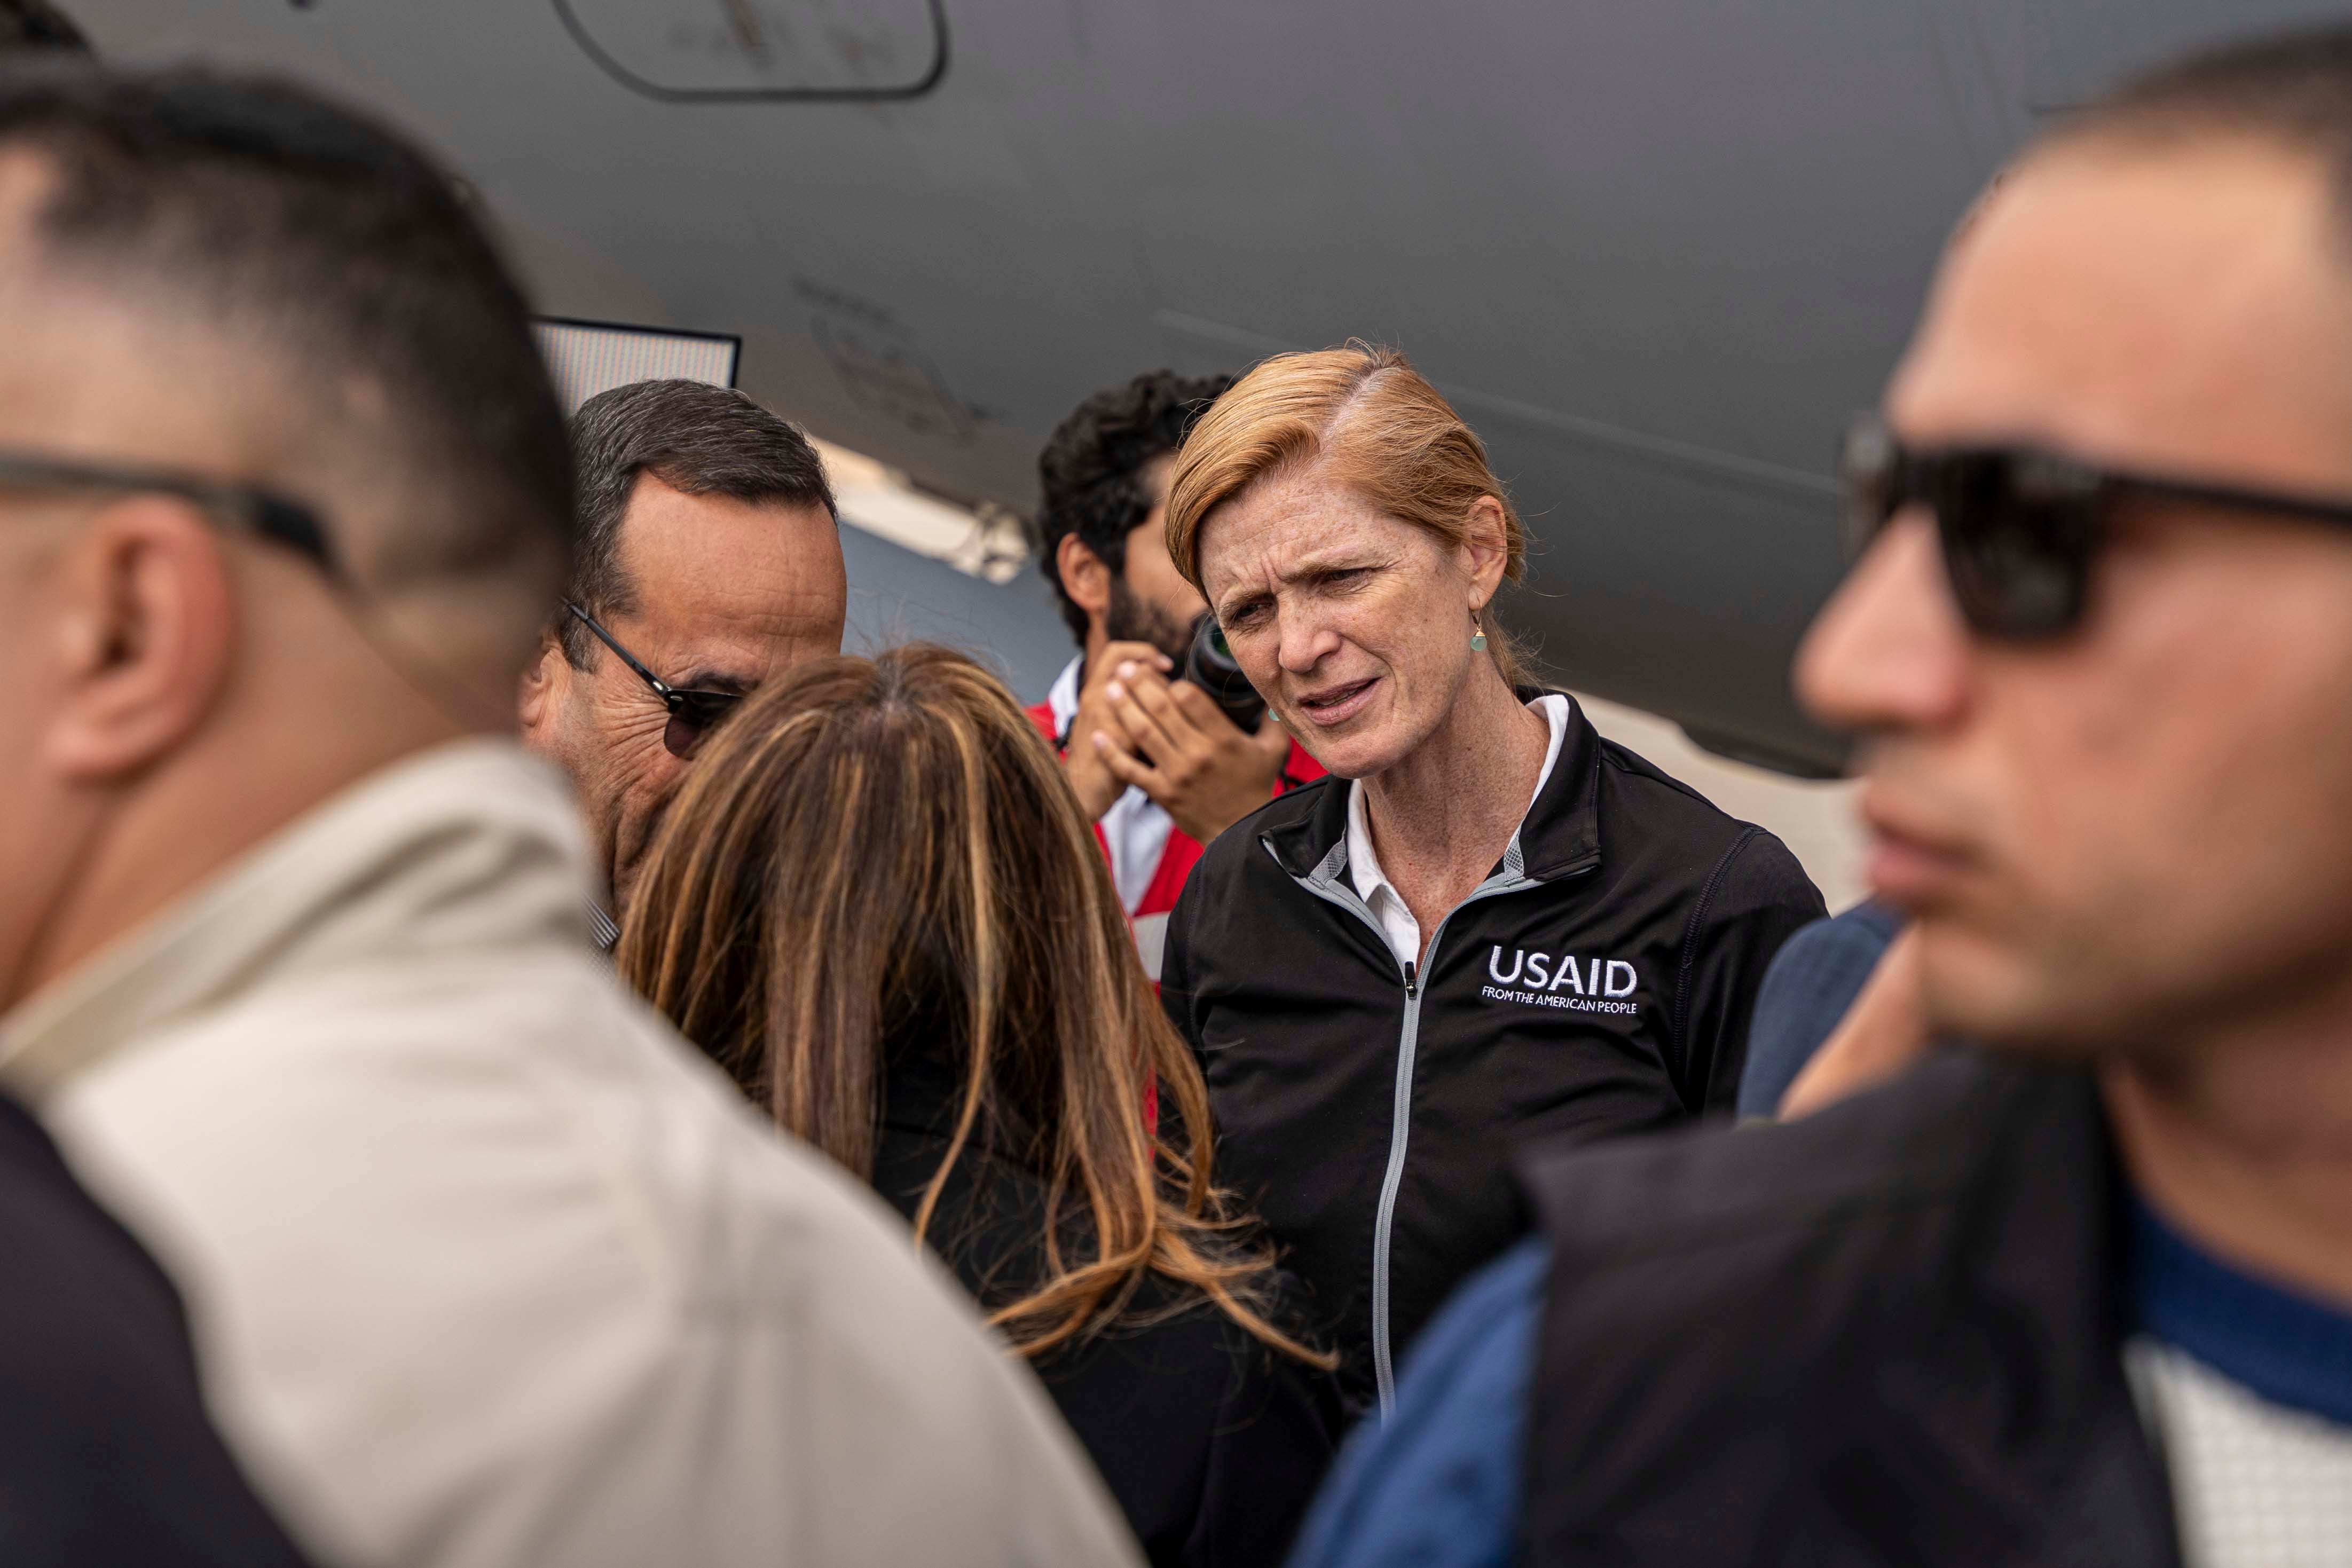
[619,643,1336,1568]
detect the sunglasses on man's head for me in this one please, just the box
[1842,415,2352,639]
[564,603,743,759]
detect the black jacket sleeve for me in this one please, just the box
[1160,872,1207,1061]
[1670,828,1828,1115]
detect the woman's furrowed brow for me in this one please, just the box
[1274,548,1379,584]
[1213,587,1264,618]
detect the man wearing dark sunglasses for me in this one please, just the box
[518,378,845,948]
[1289,27,2352,1568]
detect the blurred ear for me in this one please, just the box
[1057,532,1113,620]
[516,628,565,736]
[41,497,236,785]
[1461,495,1511,610]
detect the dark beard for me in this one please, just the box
[1105,574,1196,666]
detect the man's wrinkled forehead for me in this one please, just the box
[0,146,255,470]
[1889,137,2352,491]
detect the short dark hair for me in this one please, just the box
[2,3,85,53]
[562,379,837,667]
[1035,370,1231,643]
[1,2,86,52]
[0,65,572,611]
[2057,26,2352,217]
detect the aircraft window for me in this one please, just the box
[553,0,945,103]
[532,317,740,415]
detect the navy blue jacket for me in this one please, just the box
[1735,901,1905,1116]
[0,1092,314,1566]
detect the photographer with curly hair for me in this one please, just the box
[1033,372,1322,981]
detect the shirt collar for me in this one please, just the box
[1046,652,1084,740]
[0,739,591,1102]
[1262,688,1601,886]
[1346,694,1573,908]
[2131,1196,2352,1427]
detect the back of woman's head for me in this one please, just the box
[1166,341,1535,689]
[622,644,1134,1169]
[620,644,1323,1362]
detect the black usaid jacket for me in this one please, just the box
[1513,1052,2182,1568]
[1160,694,1823,1414]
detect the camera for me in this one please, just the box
[1183,613,1266,732]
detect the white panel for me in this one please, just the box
[532,320,1029,587]
[532,320,738,415]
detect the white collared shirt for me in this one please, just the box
[0,740,1135,1568]
[1347,694,1571,971]
[2128,1339,2352,1567]
[1048,653,1175,915]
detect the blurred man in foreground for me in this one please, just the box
[519,377,845,945]
[1032,371,1319,978]
[1292,29,2352,1567]
[0,67,1133,1568]
[0,6,309,1562]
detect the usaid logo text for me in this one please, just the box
[1480,945,1641,1015]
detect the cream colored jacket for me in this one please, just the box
[0,741,1139,1568]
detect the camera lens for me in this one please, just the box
[1184,613,1267,732]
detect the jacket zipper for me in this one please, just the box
[1370,954,1424,1417]
[1276,845,1544,1418]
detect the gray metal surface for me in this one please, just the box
[838,524,1072,699]
[65,0,2352,766]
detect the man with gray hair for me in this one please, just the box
[0,65,1132,1568]
[520,377,846,944]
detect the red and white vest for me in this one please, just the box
[1029,654,1323,980]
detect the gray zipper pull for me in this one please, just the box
[1404,961,1418,999]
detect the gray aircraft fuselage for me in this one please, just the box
[67,0,2345,772]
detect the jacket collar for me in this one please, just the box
[0,739,591,1101]
[1044,653,1084,746]
[1259,687,1602,886]
[1516,1054,2181,1567]
[1829,1061,2180,1562]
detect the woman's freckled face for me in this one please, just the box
[1198,462,1478,780]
